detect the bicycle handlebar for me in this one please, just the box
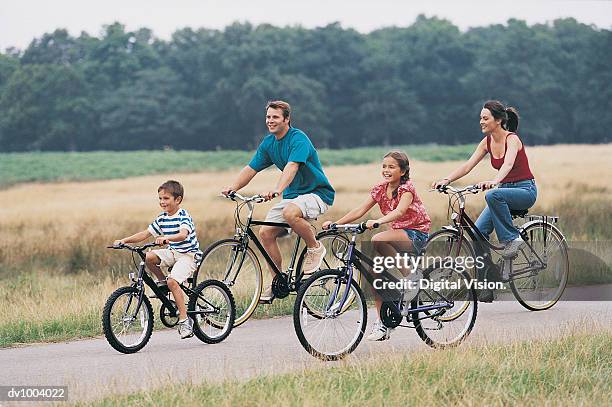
[222,191,278,203]
[431,184,482,195]
[326,222,379,234]
[106,242,160,252]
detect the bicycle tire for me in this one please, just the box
[293,269,367,361]
[412,263,477,349]
[102,286,154,354]
[296,233,356,318]
[196,238,262,327]
[510,221,569,311]
[188,279,236,344]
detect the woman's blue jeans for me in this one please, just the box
[475,179,537,243]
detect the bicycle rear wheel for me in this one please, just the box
[196,239,262,326]
[102,286,153,354]
[188,279,235,343]
[293,269,367,361]
[412,263,477,348]
[510,221,568,310]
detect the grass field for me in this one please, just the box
[79,331,612,406]
[0,144,476,187]
[1,144,611,347]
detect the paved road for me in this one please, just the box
[1,299,611,403]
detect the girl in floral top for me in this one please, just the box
[323,151,431,341]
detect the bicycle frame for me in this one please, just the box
[225,193,312,290]
[439,186,550,281]
[326,226,453,319]
[117,245,219,320]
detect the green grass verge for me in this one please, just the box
[79,332,611,406]
[0,144,475,186]
[0,311,102,347]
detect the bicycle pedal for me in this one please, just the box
[258,297,275,305]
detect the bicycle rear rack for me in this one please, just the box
[526,215,559,223]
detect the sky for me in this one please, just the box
[1,0,611,51]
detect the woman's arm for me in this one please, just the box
[479,134,521,189]
[432,139,488,187]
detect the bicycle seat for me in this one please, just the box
[510,209,529,218]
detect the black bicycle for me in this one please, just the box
[199,192,354,326]
[102,242,235,354]
[428,184,569,310]
[293,222,478,361]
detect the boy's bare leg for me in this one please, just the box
[145,252,166,282]
[167,278,187,320]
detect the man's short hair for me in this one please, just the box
[265,100,291,120]
[158,180,184,199]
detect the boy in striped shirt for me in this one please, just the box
[114,180,201,339]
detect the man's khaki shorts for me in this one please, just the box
[265,193,329,224]
[150,249,198,284]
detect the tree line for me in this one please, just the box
[0,16,610,152]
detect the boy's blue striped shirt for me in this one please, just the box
[148,208,200,253]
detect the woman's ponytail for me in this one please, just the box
[505,106,519,132]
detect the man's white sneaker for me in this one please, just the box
[503,236,524,257]
[366,319,394,341]
[178,317,194,339]
[259,286,275,304]
[302,241,327,274]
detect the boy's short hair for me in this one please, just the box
[158,180,184,199]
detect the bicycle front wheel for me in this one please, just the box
[188,279,236,343]
[196,239,263,326]
[424,228,476,278]
[297,233,356,318]
[412,263,477,348]
[510,221,569,311]
[102,286,153,354]
[293,269,367,361]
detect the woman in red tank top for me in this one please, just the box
[432,100,537,255]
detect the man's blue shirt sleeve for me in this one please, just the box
[248,140,273,172]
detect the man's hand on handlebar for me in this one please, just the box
[221,188,236,197]
[261,191,280,201]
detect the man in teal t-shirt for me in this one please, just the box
[222,100,335,302]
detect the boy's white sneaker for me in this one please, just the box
[178,317,194,339]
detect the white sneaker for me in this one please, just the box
[366,319,394,341]
[259,286,275,303]
[302,241,327,274]
[178,317,194,339]
[503,236,525,257]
